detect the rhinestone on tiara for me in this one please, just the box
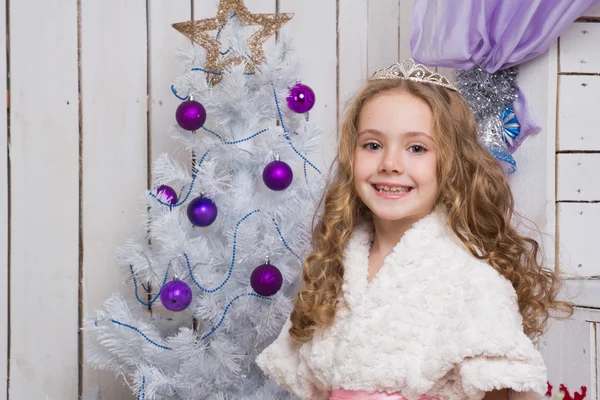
[369,59,457,92]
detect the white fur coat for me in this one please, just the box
[256,209,548,400]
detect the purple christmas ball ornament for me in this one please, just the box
[286,82,316,114]
[263,159,293,191]
[156,185,178,205]
[176,99,207,131]
[251,263,283,297]
[160,279,193,312]
[187,196,218,227]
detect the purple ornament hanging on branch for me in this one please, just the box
[187,195,218,227]
[286,82,315,114]
[176,97,207,131]
[160,279,193,312]
[263,157,293,191]
[156,185,178,205]
[251,259,283,297]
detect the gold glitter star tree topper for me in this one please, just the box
[172,0,293,84]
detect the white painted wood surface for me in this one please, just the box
[150,1,193,166]
[80,1,148,399]
[558,203,600,277]
[9,0,80,399]
[279,0,337,171]
[0,0,7,398]
[192,1,219,26]
[542,43,559,275]
[558,75,600,151]
[560,22,600,73]
[539,311,597,399]
[398,0,415,61]
[557,154,600,201]
[338,0,368,124]
[550,15,600,396]
[508,47,557,272]
[367,0,400,74]
[562,280,600,310]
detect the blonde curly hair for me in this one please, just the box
[289,77,572,343]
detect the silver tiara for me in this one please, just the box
[369,59,457,92]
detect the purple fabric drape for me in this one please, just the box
[410,0,600,151]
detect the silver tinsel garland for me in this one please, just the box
[455,66,519,174]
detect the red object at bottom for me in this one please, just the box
[559,384,587,400]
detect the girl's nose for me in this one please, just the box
[379,149,404,174]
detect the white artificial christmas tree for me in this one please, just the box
[84,2,325,398]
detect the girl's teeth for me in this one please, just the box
[375,185,410,193]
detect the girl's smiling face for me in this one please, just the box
[353,90,438,226]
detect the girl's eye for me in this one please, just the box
[363,142,381,151]
[408,145,426,154]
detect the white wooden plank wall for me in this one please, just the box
[558,75,600,151]
[338,0,368,124]
[0,0,415,398]
[539,308,599,399]
[150,1,193,167]
[504,44,557,273]
[556,14,600,281]
[0,0,7,399]
[80,1,149,399]
[280,0,337,169]
[560,23,600,74]
[538,7,600,397]
[9,0,80,399]
[368,0,399,74]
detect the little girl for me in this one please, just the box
[256,59,571,400]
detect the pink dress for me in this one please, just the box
[330,388,437,400]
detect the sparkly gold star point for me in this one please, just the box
[172,0,293,84]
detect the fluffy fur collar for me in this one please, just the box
[257,209,548,400]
